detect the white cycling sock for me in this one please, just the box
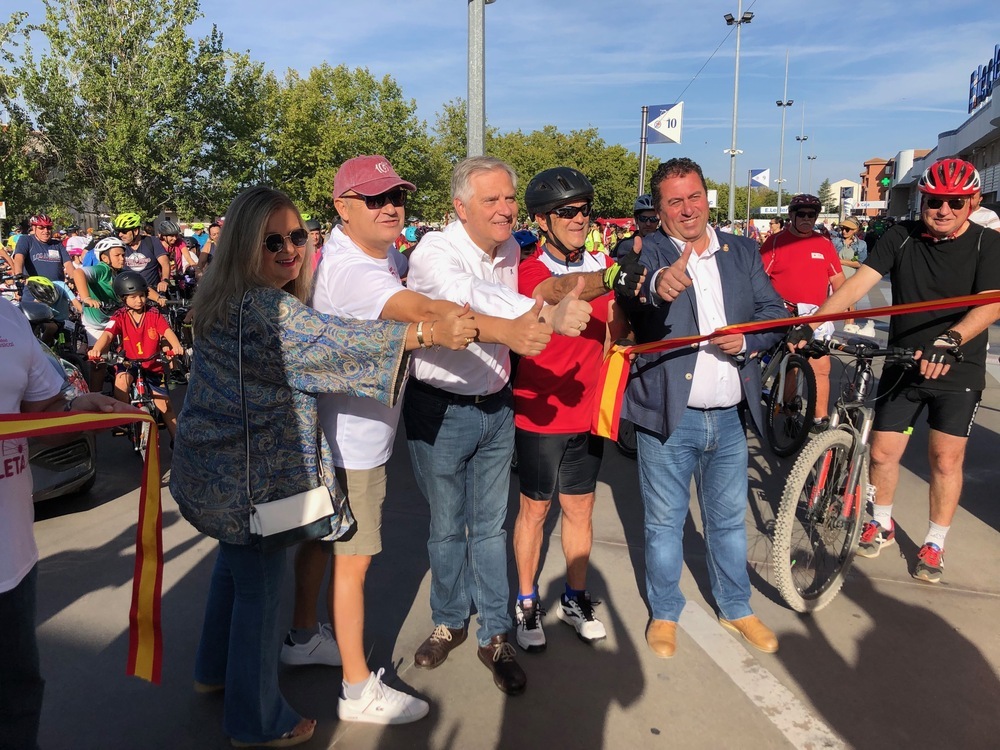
[924,521,949,549]
[871,503,893,530]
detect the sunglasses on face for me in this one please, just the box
[550,202,593,220]
[263,228,308,253]
[636,215,659,224]
[795,211,818,219]
[926,197,967,211]
[342,188,408,210]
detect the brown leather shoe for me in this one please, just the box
[414,624,467,669]
[719,615,779,654]
[646,619,677,658]
[477,634,527,695]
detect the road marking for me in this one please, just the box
[680,602,845,749]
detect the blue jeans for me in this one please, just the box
[404,386,514,646]
[195,542,300,744]
[636,407,754,623]
[0,565,43,750]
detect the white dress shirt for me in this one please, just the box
[654,228,743,409]
[406,220,535,396]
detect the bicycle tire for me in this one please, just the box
[765,352,817,457]
[616,417,638,459]
[772,429,867,613]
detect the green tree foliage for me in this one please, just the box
[0,11,43,224]
[818,178,834,211]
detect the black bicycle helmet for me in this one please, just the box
[158,220,181,236]
[524,167,595,219]
[304,219,321,232]
[113,271,149,299]
[787,194,822,212]
[184,236,200,250]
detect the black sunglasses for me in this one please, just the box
[926,197,967,211]
[636,215,659,224]
[342,188,408,210]
[263,228,309,253]
[794,211,818,219]
[550,202,593,220]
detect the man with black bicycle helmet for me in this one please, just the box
[761,193,845,430]
[788,157,1000,583]
[115,212,170,303]
[614,194,659,259]
[511,166,642,654]
[88,270,182,445]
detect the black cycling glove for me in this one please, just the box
[920,330,964,366]
[604,248,645,298]
[786,323,814,349]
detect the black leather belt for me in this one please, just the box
[409,378,508,405]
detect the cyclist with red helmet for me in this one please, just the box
[12,215,74,288]
[788,157,1000,583]
[760,193,846,430]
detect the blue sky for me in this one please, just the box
[19,0,998,193]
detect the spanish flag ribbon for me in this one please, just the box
[0,411,163,684]
[594,291,1000,441]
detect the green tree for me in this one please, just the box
[818,178,834,211]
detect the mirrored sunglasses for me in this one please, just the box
[263,228,309,253]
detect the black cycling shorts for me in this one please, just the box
[515,429,604,501]
[873,379,981,438]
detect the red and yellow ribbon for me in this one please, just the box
[0,411,163,684]
[594,291,1000,441]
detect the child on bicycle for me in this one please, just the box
[87,270,182,444]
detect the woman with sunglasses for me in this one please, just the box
[170,186,432,748]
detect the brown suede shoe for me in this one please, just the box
[719,615,779,653]
[646,619,677,658]
[477,634,527,695]
[414,624,467,669]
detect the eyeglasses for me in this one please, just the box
[263,228,308,253]
[636,215,659,224]
[794,211,818,219]
[342,188,408,210]
[926,197,967,211]
[550,202,593,220]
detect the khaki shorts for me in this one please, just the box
[332,464,387,556]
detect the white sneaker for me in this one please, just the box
[280,623,342,667]
[556,592,607,643]
[857,321,876,338]
[337,668,430,725]
[514,596,546,653]
[842,323,861,335]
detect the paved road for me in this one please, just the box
[31,282,1000,749]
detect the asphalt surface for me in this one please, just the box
[30,280,1000,749]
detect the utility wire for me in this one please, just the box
[672,0,759,104]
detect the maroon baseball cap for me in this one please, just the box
[333,155,416,199]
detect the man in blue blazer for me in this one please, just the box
[620,157,787,658]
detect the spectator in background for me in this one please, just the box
[614,195,659,259]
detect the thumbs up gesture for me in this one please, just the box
[655,242,694,302]
[547,276,593,337]
[508,296,552,356]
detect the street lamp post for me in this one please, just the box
[724,3,754,223]
[467,0,496,158]
[775,50,792,214]
[795,103,807,193]
[807,155,817,196]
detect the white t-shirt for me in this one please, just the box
[0,298,65,593]
[313,227,407,469]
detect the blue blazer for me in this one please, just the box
[621,229,786,440]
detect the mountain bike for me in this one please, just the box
[771,338,914,613]
[758,331,817,457]
[100,352,173,460]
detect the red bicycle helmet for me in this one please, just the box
[787,194,822,212]
[917,158,980,196]
[30,214,54,228]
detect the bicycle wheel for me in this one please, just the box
[765,353,816,457]
[772,429,867,613]
[616,417,637,459]
[137,420,151,460]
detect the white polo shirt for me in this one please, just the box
[406,221,534,396]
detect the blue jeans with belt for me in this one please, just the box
[404,385,514,647]
[195,542,301,745]
[636,406,754,623]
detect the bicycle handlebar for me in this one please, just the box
[807,338,916,368]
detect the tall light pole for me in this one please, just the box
[724,3,754,223]
[807,155,817,196]
[467,0,496,157]
[775,51,792,215]
[795,103,808,193]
